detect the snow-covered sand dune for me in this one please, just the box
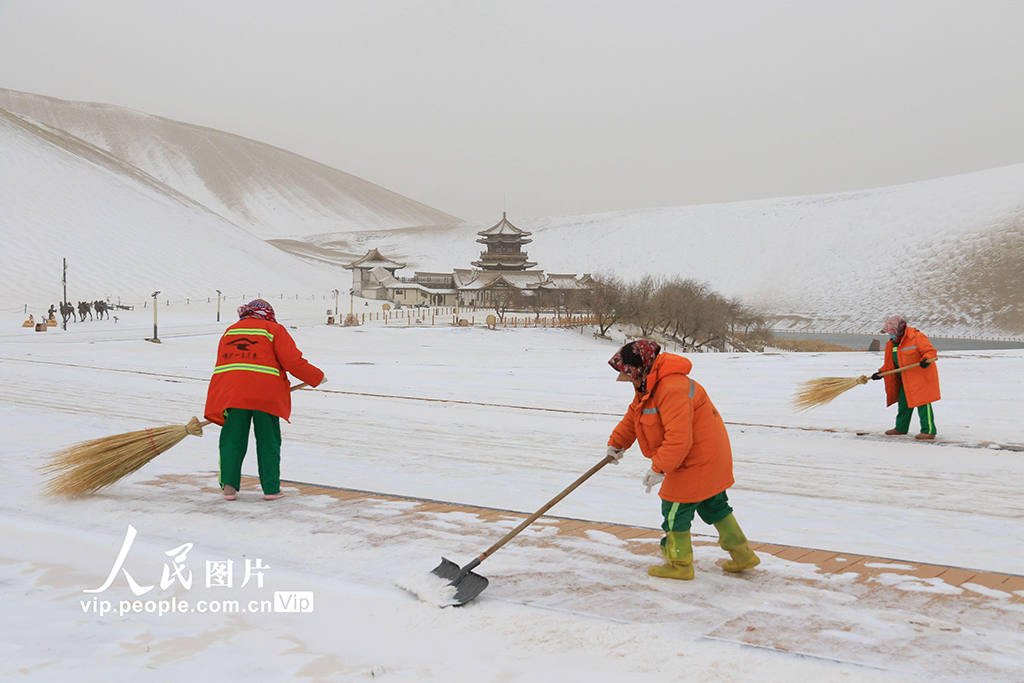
[2,87,1021,335]
[0,88,463,239]
[0,107,342,306]
[311,165,1024,336]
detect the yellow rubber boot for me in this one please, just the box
[713,514,760,573]
[648,531,695,580]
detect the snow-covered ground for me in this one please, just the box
[2,300,1022,682]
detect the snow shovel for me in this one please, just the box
[432,452,617,606]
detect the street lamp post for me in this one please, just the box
[148,291,161,343]
[333,289,339,318]
[62,258,68,331]
[216,290,222,322]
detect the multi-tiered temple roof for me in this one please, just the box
[471,213,537,271]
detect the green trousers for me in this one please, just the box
[895,387,936,435]
[660,491,733,551]
[219,408,282,495]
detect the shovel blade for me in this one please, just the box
[431,557,489,606]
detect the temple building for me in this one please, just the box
[343,214,589,307]
[471,212,538,270]
[344,248,406,298]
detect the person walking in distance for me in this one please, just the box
[871,315,939,440]
[205,299,325,501]
[605,340,759,580]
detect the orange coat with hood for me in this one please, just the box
[204,318,324,425]
[879,326,940,408]
[608,353,734,503]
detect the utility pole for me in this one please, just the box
[333,289,339,317]
[62,258,67,331]
[148,291,161,343]
[216,289,222,322]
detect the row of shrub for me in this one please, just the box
[582,274,775,352]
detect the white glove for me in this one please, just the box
[606,446,625,464]
[318,377,328,386]
[642,469,665,494]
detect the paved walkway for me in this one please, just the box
[205,474,1024,680]
[257,475,1024,605]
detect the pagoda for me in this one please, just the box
[471,213,537,271]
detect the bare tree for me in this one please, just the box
[560,288,586,318]
[583,273,627,337]
[637,277,732,351]
[726,298,773,351]
[623,275,661,336]
[488,286,520,322]
[525,288,547,320]
[585,272,771,352]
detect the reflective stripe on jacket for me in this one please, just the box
[212,363,281,376]
[204,318,324,425]
[608,353,734,504]
[879,326,940,408]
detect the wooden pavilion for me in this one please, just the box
[471,213,537,271]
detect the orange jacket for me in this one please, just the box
[608,353,734,504]
[878,327,940,408]
[204,318,324,425]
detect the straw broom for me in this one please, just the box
[42,382,310,496]
[792,361,935,412]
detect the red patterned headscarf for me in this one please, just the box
[238,299,277,323]
[881,315,906,339]
[609,340,661,392]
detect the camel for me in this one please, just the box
[60,301,76,324]
[94,300,109,320]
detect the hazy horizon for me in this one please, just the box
[1,0,1023,222]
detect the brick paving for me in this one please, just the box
[260,475,1024,606]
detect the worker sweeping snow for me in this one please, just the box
[204,299,325,501]
[870,315,940,440]
[606,340,759,580]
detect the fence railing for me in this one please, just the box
[339,307,594,330]
[766,329,1024,343]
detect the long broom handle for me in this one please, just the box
[193,382,313,429]
[458,454,616,576]
[876,359,937,378]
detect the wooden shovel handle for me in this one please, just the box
[877,359,937,378]
[194,381,314,429]
[461,454,616,574]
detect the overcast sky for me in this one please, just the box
[1,1,1023,222]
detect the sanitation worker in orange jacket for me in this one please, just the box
[606,340,759,580]
[205,299,325,501]
[870,315,939,440]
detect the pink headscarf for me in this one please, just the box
[238,299,277,323]
[881,315,906,339]
[609,340,661,392]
